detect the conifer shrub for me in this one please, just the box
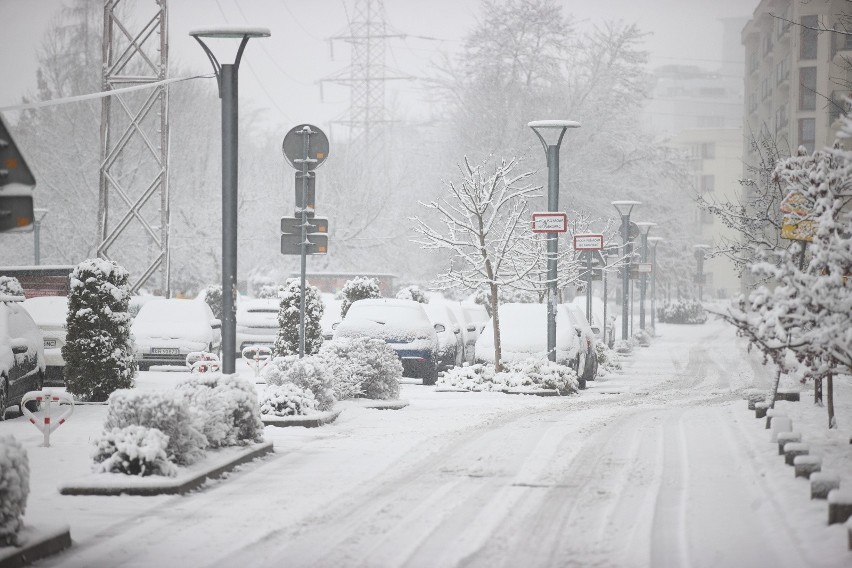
[318,337,402,400]
[0,435,29,546]
[273,279,324,357]
[176,373,264,447]
[340,276,381,317]
[104,390,207,465]
[92,425,177,477]
[0,276,24,298]
[62,258,135,401]
[202,284,224,320]
[395,285,429,304]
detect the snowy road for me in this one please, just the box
[28,319,848,567]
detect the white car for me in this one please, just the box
[1,296,45,418]
[474,302,594,383]
[236,298,280,356]
[423,301,464,371]
[320,294,343,340]
[132,299,221,370]
[22,295,68,386]
[334,298,439,384]
[562,303,599,383]
[571,296,614,348]
[448,302,489,364]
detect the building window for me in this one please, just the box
[697,116,724,127]
[700,209,715,225]
[763,34,773,55]
[775,103,789,131]
[776,58,790,84]
[700,143,715,159]
[801,15,818,59]
[762,77,772,100]
[799,67,817,110]
[700,175,715,193]
[798,118,816,153]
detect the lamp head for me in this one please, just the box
[528,120,580,150]
[611,200,641,216]
[635,221,657,236]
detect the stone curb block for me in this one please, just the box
[58,441,274,496]
[0,525,71,568]
[810,472,840,500]
[777,432,801,455]
[828,489,852,525]
[262,408,342,428]
[345,399,409,410]
[783,442,809,465]
[793,455,821,479]
[754,401,769,419]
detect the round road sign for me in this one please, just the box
[282,124,329,171]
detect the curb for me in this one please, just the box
[504,389,562,397]
[262,408,342,428]
[58,441,274,496]
[346,399,409,410]
[0,524,71,568]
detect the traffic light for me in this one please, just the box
[0,115,36,232]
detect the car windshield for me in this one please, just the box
[346,303,429,326]
[136,300,206,324]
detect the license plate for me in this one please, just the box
[151,348,179,355]
[44,339,57,348]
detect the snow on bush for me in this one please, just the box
[104,389,207,465]
[656,300,707,324]
[0,435,29,546]
[437,363,498,391]
[176,373,264,447]
[202,284,223,320]
[273,278,324,357]
[340,276,381,317]
[256,284,280,299]
[262,355,335,411]
[613,339,632,354]
[395,285,429,304]
[258,383,318,417]
[595,342,621,371]
[496,358,578,394]
[0,276,24,298]
[318,337,402,400]
[62,258,136,402]
[92,425,177,477]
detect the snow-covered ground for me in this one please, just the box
[1,318,850,567]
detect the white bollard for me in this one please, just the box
[20,390,75,447]
[242,345,272,379]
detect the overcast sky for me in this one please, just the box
[0,0,752,135]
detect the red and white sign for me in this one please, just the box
[531,212,567,233]
[573,234,604,250]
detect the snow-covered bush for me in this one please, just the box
[632,329,651,346]
[318,337,402,400]
[340,276,381,317]
[436,363,498,391]
[92,425,177,477]
[595,342,621,371]
[263,355,335,411]
[473,287,539,316]
[273,278,324,357]
[613,339,633,354]
[202,284,223,320]
[258,383,318,417]
[104,390,207,465]
[395,285,429,304]
[0,435,29,546]
[248,273,276,298]
[657,300,707,324]
[256,284,280,299]
[62,258,136,402]
[0,276,24,298]
[176,373,264,447]
[496,358,578,394]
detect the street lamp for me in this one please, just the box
[647,236,663,332]
[32,208,48,265]
[191,26,270,375]
[611,200,640,341]
[528,120,580,362]
[634,221,656,331]
[693,244,710,302]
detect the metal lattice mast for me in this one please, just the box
[322,0,410,163]
[98,0,170,295]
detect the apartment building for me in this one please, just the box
[743,0,852,157]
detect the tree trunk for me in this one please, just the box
[490,282,502,372]
[827,373,836,429]
[814,377,823,406]
[769,367,782,409]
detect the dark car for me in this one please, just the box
[1,296,45,419]
[423,301,464,372]
[333,298,440,385]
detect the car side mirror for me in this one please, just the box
[210,319,222,329]
[466,324,476,332]
[434,323,446,333]
[332,322,339,330]
[11,338,29,355]
[575,328,582,337]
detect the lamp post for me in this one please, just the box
[528,120,580,361]
[693,244,710,302]
[611,201,640,341]
[191,26,270,374]
[647,236,663,332]
[635,222,656,331]
[32,208,48,265]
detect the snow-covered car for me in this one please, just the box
[320,294,343,340]
[448,302,489,364]
[562,303,599,382]
[474,303,590,379]
[235,298,279,356]
[1,296,45,419]
[22,295,68,386]
[571,296,614,349]
[131,299,221,370]
[423,301,464,372]
[333,298,440,384]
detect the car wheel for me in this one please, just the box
[423,365,439,386]
[138,362,149,372]
[0,377,8,421]
[24,371,44,413]
[578,377,587,390]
